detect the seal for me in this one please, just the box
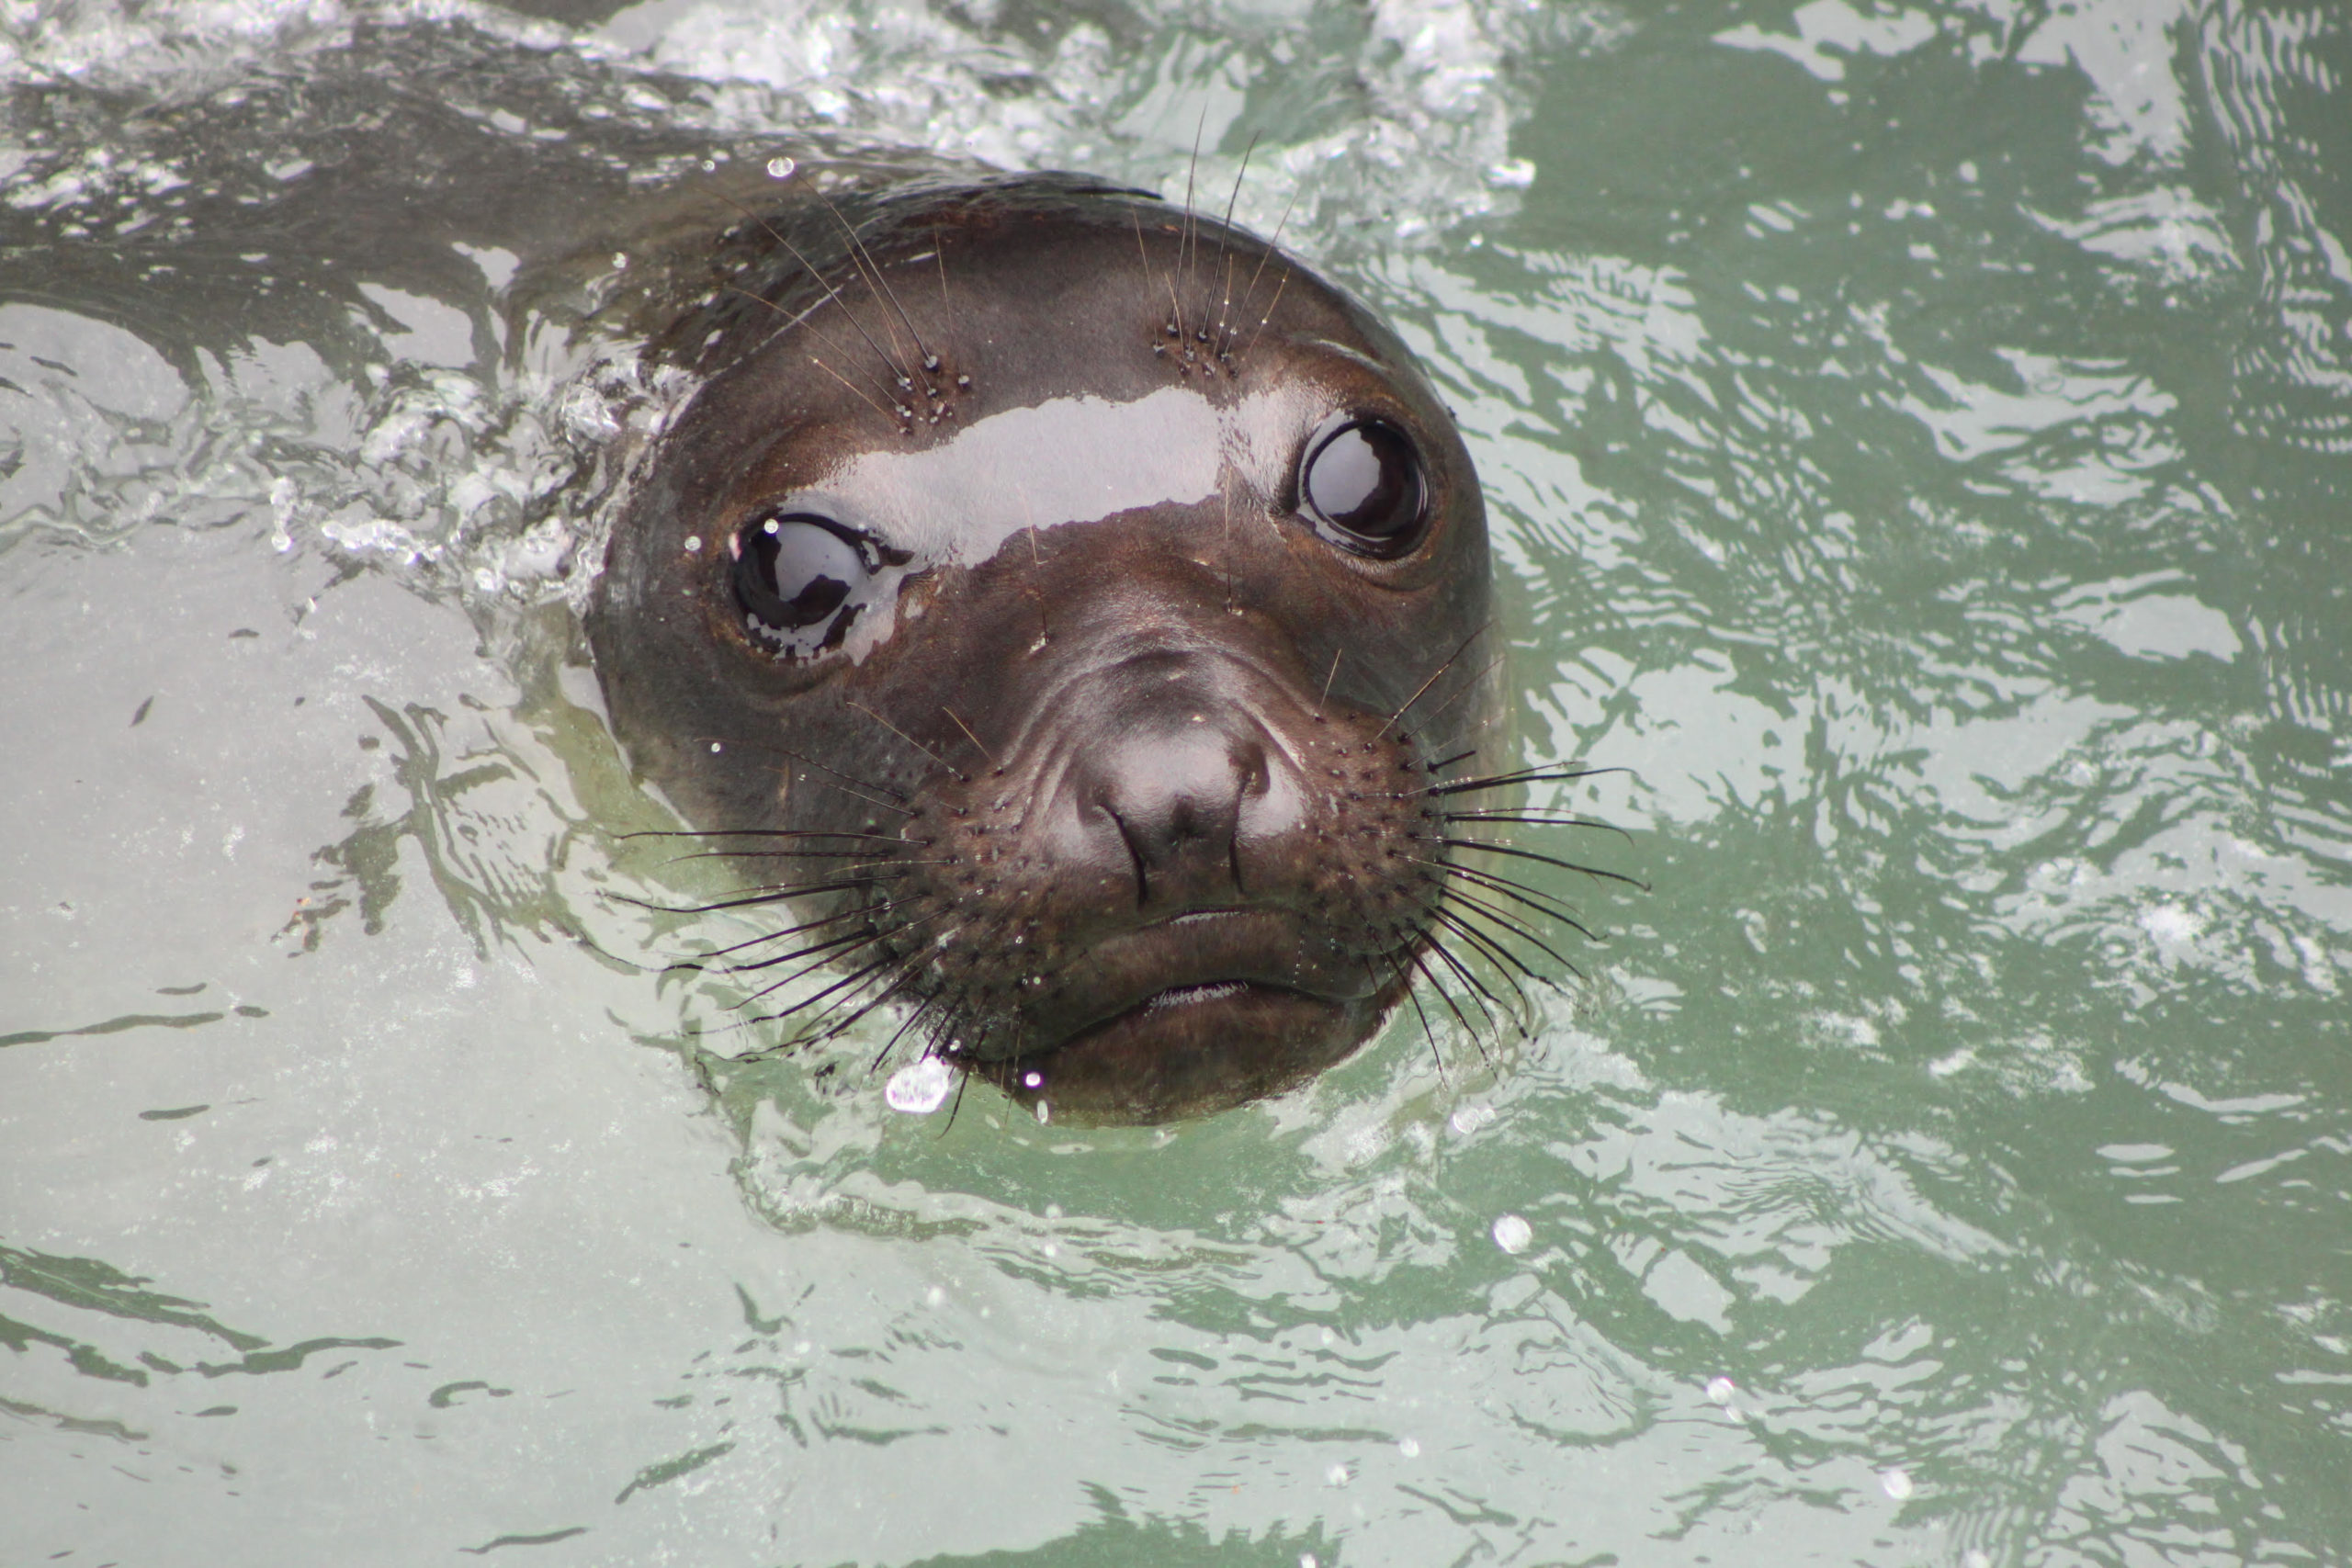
[589,169,1535,1124]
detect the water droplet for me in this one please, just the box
[1490,1213,1532,1254]
[1396,1437,1420,1459]
[1879,1467,1913,1501]
[883,1055,953,1114]
[1705,1376,1737,1404]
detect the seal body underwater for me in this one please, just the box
[587,169,1504,1124]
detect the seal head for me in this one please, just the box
[589,173,1493,1123]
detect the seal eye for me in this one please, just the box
[1300,418,1428,558]
[729,513,870,655]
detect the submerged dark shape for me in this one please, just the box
[589,167,1606,1123]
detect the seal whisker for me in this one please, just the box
[1181,104,1207,333]
[1447,901,1589,985]
[1419,852,1598,928]
[1160,270,1190,364]
[1419,931,1509,1043]
[1410,651,1508,732]
[1430,874,1597,968]
[847,698,968,783]
[713,739,915,815]
[605,875,885,918]
[805,352,907,428]
[720,284,909,414]
[1239,264,1292,361]
[1314,649,1342,720]
[1378,624,1493,739]
[865,991,947,1073]
[1439,836,1648,892]
[1410,947,1494,1058]
[790,953,933,1051]
[746,948,903,1026]
[1215,251,1239,363]
[707,196,914,399]
[1429,902,1560,1001]
[1416,912,1519,1017]
[684,892,933,962]
[727,177,916,388]
[936,1062,972,1137]
[1211,135,1257,353]
[1423,748,1478,773]
[926,1004,978,1067]
[711,898,934,976]
[1431,870,1582,942]
[1130,204,1160,343]
[1231,179,1301,354]
[719,922,888,984]
[737,921,914,1005]
[1418,763,1626,798]
[616,827,903,842]
[938,706,1000,772]
[1406,852,1592,938]
[795,898,956,1010]
[930,224,959,370]
[1445,808,1631,840]
[1379,952,1451,1088]
[799,175,937,380]
[657,845,920,867]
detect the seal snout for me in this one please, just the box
[1078,685,1286,911]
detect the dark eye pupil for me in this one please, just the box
[730,515,866,649]
[1303,420,1425,552]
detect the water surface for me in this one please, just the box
[3,0,2347,1562]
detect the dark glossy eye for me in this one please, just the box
[729,513,870,656]
[1300,418,1428,557]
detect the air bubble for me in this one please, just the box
[766,155,797,180]
[1490,1213,1532,1254]
[883,1055,953,1113]
[1451,1103,1495,1134]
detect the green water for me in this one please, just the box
[2,1,2346,1563]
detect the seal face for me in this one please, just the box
[589,172,1495,1123]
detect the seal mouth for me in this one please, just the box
[980,976,1374,1123]
[1146,978,1249,1008]
[996,907,1375,1053]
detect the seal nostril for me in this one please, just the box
[1079,712,1274,910]
[1097,801,1152,908]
